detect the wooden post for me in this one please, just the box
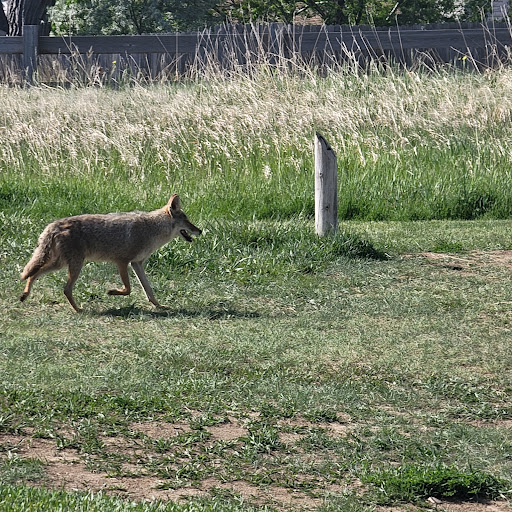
[315,132,338,236]
[23,25,39,86]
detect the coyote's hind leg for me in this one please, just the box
[63,259,84,312]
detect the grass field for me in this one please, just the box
[2,63,512,511]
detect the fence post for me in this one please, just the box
[315,132,338,236]
[23,25,39,86]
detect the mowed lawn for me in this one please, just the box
[1,67,512,511]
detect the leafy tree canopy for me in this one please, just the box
[49,0,222,35]
[48,0,493,35]
[223,0,492,26]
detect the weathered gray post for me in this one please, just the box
[23,25,39,86]
[314,132,338,236]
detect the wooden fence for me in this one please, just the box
[1,22,512,85]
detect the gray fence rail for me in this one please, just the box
[1,22,512,85]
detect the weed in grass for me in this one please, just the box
[0,414,19,434]
[298,428,339,451]
[189,414,228,430]
[260,402,296,420]
[318,493,378,512]
[431,239,466,253]
[242,422,282,455]
[304,408,339,423]
[364,463,512,504]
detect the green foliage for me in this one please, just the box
[2,217,512,508]
[364,464,511,504]
[49,0,221,35]
[242,422,282,454]
[213,0,492,26]
[304,408,339,423]
[47,0,493,35]
[3,68,512,223]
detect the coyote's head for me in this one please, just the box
[167,194,202,242]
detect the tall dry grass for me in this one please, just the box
[1,55,512,221]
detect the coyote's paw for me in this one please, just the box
[107,288,130,296]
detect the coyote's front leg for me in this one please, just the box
[131,261,161,307]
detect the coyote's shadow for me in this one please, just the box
[96,304,261,320]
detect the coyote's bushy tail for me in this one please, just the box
[20,226,57,281]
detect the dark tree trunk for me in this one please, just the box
[6,0,55,36]
[0,3,8,33]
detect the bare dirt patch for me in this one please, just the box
[200,477,323,510]
[440,502,512,511]
[206,417,247,442]
[0,417,352,510]
[279,432,304,445]
[129,421,191,439]
[3,414,510,512]
[0,434,80,464]
[465,418,512,429]
[45,462,206,502]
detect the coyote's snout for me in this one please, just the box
[20,194,201,312]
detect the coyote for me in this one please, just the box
[20,194,201,312]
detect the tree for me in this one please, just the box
[48,0,222,35]
[220,0,492,26]
[46,0,494,35]
[2,0,56,36]
[373,0,492,24]
[222,0,303,24]
[0,6,8,33]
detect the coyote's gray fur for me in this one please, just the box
[20,194,201,312]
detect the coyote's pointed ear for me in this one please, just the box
[168,194,181,213]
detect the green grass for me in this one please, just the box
[364,464,510,504]
[2,219,512,510]
[0,457,45,486]
[0,485,268,511]
[2,66,512,510]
